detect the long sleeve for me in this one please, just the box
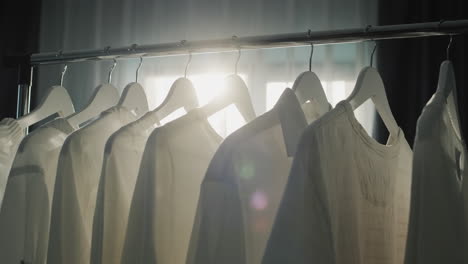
[121,130,172,264]
[404,99,467,264]
[0,118,25,206]
[404,141,466,264]
[90,135,134,264]
[47,137,96,264]
[47,108,136,264]
[262,130,335,264]
[186,147,245,264]
[90,150,108,264]
[0,122,71,264]
[0,169,29,263]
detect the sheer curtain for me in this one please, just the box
[37,0,377,135]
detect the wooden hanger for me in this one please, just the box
[201,74,256,123]
[17,85,75,129]
[66,83,120,128]
[18,64,75,129]
[66,58,123,128]
[116,56,149,118]
[153,77,199,120]
[117,82,149,118]
[292,44,330,114]
[292,72,329,113]
[346,66,400,139]
[152,52,199,119]
[199,47,255,122]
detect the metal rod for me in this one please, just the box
[22,66,34,134]
[370,42,377,67]
[16,64,25,119]
[30,20,468,65]
[25,66,34,115]
[308,43,313,71]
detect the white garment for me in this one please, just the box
[0,118,25,206]
[47,107,136,264]
[263,101,412,264]
[405,92,468,264]
[187,89,326,264]
[91,112,160,264]
[0,118,75,264]
[121,109,222,264]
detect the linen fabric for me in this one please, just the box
[0,118,25,206]
[187,88,327,264]
[404,92,468,264]
[90,111,160,264]
[47,107,136,264]
[0,118,75,264]
[263,101,412,264]
[121,109,223,264]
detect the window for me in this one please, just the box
[144,73,248,137]
[143,70,375,139]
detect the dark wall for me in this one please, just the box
[377,1,468,145]
[0,1,42,119]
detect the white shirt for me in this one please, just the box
[90,111,160,264]
[263,101,412,264]
[121,109,223,264]
[0,118,75,264]
[0,118,25,206]
[405,92,468,264]
[187,88,326,264]
[47,107,137,264]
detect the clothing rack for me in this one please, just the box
[17,19,468,118]
[31,20,468,65]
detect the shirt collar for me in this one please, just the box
[273,88,308,157]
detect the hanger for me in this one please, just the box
[116,55,149,118]
[200,45,256,122]
[345,41,400,138]
[152,50,199,120]
[17,63,75,130]
[292,41,329,115]
[66,57,120,128]
[436,35,462,139]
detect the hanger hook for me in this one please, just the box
[179,40,192,78]
[235,47,241,75]
[232,35,242,75]
[370,41,377,67]
[108,58,117,84]
[308,44,314,71]
[446,34,453,60]
[60,64,68,86]
[136,56,143,83]
[364,25,378,67]
[185,51,192,78]
[130,44,143,82]
[56,49,68,86]
[307,30,314,71]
